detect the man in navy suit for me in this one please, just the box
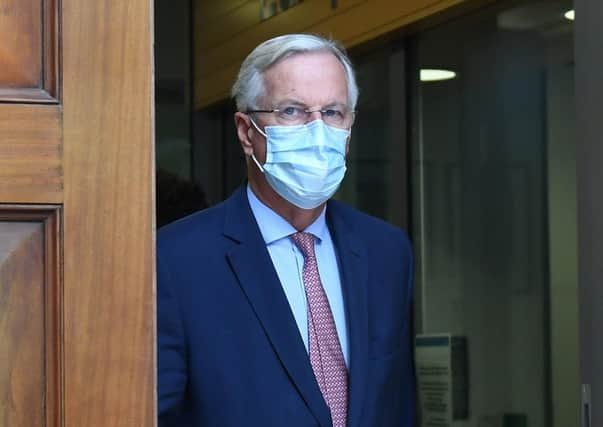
[158,34,416,426]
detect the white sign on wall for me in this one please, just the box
[415,334,468,427]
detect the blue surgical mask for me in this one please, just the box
[250,119,350,209]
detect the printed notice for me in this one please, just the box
[415,334,468,427]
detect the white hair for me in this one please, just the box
[231,33,359,112]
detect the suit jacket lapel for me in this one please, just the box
[327,201,369,427]
[223,187,332,427]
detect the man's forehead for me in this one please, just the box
[262,51,348,104]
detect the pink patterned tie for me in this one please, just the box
[290,232,348,427]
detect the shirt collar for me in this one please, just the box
[246,185,328,245]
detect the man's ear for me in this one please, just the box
[234,112,254,156]
[345,134,351,156]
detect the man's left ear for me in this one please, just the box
[345,135,351,155]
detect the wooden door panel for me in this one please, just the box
[0,105,62,203]
[0,207,60,427]
[0,221,44,427]
[62,0,155,425]
[0,0,155,424]
[0,0,41,86]
[0,0,59,102]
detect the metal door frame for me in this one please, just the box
[575,0,603,425]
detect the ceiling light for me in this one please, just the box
[420,69,457,82]
[564,9,575,21]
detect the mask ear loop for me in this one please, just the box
[250,153,265,173]
[248,117,267,173]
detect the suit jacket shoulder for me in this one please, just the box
[158,197,228,252]
[327,199,413,260]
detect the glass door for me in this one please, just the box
[409,1,578,426]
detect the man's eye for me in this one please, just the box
[281,106,299,116]
[324,109,341,118]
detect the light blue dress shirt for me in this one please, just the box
[247,186,349,366]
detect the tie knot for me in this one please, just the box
[290,232,316,259]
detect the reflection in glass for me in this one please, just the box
[411,1,577,426]
[337,47,408,228]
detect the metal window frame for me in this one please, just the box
[575,0,603,425]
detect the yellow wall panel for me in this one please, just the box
[197,0,248,22]
[196,0,365,78]
[195,0,469,108]
[195,62,241,108]
[200,2,259,50]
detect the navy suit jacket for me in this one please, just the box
[158,186,416,426]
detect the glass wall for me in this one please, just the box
[408,1,578,426]
[337,44,408,229]
[340,0,578,426]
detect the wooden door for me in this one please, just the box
[0,0,155,426]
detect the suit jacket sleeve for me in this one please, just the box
[157,251,187,425]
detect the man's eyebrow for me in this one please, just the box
[275,99,307,107]
[323,102,347,109]
[275,99,347,109]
